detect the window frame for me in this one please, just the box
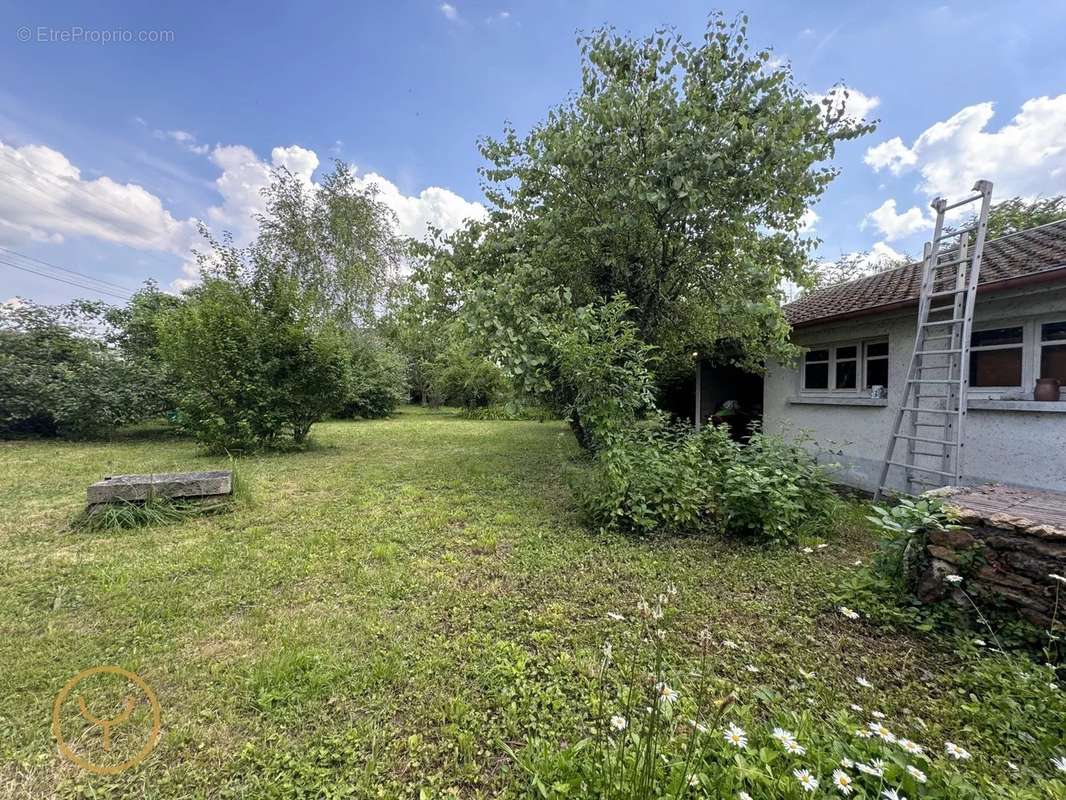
[967,323,1025,391]
[1037,317,1066,399]
[799,338,890,396]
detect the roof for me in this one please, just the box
[785,219,1066,327]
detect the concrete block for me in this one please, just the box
[87,471,232,506]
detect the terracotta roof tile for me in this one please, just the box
[786,219,1066,327]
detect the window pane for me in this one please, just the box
[969,348,1022,387]
[866,358,889,388]
[804,362,829,389]
[805,349,829,363]
[1041,344,1066,383]
[866,342,888,358]
[836,345,857,360]
[836,359,857,389]
[1041,321,1066,342]
[971,327,1023,348]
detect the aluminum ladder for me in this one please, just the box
[874,180,993,501]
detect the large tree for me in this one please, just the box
[473,14,873,378]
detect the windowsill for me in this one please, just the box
[968,399,1066,413]
[788,395,888,407]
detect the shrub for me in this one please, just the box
[576,423,839,541]
[339,331,407,419]
[0,300,158,439]
[159,276,349,452]
[425,337,509,410]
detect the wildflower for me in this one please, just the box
[973,638,986,646]
[799,669,816,680]
[1052,755,1066,772]
[723,723,748,749]
[868,721,897,743]
[784,739,807,755]
[609,715,627,732]
[1050,574,1066,585]
[722,639,740,650]
[882,790,906,800]
[738,793,754,800]
[857,760,885,777]
[853,559,863,566]
[772,727,794,743]
[944,741,971,760]
[856,677,874,689]
[802,547,814,554]
[602,641,613,660]
[793,769,818,792]
[906,765,927,783]
[655,682,678,704]
[606,612,626,622]
[1051,683,1060,691]
[944,574,964,585]
[817,543,829,549]
[745,664,760,674]
[849,704,863,712]
[838,606,860,620]
[899,739,925,756]
[871,710,886,719]
[855,728,874,739]
[688,774,699,787]
[1007,761,1019,772]
[690,719,708,734]
[666,583,678,597]
[840,757,854,769]
[832,769,854,795]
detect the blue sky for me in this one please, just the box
[2,0,1066,304]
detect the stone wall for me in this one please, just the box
[916,508,1066,628]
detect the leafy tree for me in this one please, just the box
[0,300,156,438]
[474,14,873,379]
[979,195,1066,239]
[158,262,349,451]
[340,331,408,419]
[810,248,911,291]
[424,331,508,410]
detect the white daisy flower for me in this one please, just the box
[855,728,874,739]
[1052,755,1066,772]
[832,769,854,795]
[881,790,906,800]
[745,664,760,674]
[655,682,678,704]
[899,739,925,756]
[609,715,627,731]
[799,669,816,680]
[688,774,699,787]
[817,543,829,549]
[607,612,626,622]
[738,793,753,800]
[722,639,740,650]
[944,574,964,585]
[849,704,863,712]
[785,739,807,755]
[1007,761,1019,772]
[793,769,818,792]
[801,547,814,554]
[853,559,863,566]
[944,741,971,760]
[689,719,708,734]
[871,710,886,719]
[857,760,885,777]
[856,677,874,689]
[868,721,897,743]
[840,757,854,769]
[838,606,860,620]
[772,727,794,742]
[723,723,748,749]
[906,765,927,783]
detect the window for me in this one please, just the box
[801,340,889,393]
[804,349,829,390]
[1040,321,1066,384]
[969,326,1023,387]
[865,342,889,389]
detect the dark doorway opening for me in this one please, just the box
[661,359,764,441]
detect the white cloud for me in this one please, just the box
[864,240,906,266]
[165,129,209,155]
[799,208,818,232]
[807,86,880,125]
[0,138,199,255]
[351,172,487,240]
[863,94,1066,200]
[862,199,931,240]
[439,3,459,21]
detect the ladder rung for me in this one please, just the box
[944,193,984,211]
[917,348,962,356]
[894,433,958,446]
[929,288,967,299]
[937,225,977,239]
[901,407,956,415]
[931,257,969,270]
[920,318,964,327]
[908,378,958,384]
[886,461,955,477]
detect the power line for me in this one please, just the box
[0,258,133,302]
[0,245,136,293]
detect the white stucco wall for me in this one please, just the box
[764,283,1066,493]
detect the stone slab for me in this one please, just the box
[87,470,232,506]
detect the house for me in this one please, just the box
[754,220,1066,494]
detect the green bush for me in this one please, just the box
[159,276,349,452]
[576,423,839,541]
[425,337,508,410]
[339,331,407,419]
[0,300,159,439]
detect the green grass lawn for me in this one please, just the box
[0,407,1058,798]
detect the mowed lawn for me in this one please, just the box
[0,408,1041,798]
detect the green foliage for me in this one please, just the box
[476,14,873,379]
[460,400,554,421]
[339,331,407,419]
[425,333,509,410]
[963,195,1066,240]
[0,299,161,439]
[576,423,839,541]
[159,273,349,452]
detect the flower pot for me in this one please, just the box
[1034,377,1061,401]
